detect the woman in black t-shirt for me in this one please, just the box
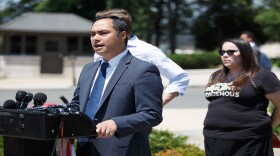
[204,38,280,156]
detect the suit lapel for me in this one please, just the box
[98,53,132,109]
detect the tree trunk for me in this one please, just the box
[167,0,179,54]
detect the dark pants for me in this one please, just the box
[76,141,92,156]
[204,137,274,156]
[76,140,103,156]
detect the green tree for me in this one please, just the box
[255,0,280,41]
[107,0,193,54]
[164,0,193,53]
[34,0,106,20]
[0,0,41,23]
[147,0,192,53]
[191,0,266,50]
[104,0,151,41]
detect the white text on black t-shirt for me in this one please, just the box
[205,83,240,98]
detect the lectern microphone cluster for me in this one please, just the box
[0,91,96,156]
[3,90,47,109]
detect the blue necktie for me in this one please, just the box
[85,62,109,119]
[78,62,109,147]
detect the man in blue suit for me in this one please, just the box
[71,15,163,156]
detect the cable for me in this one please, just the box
[51,118,64,156]
[60,119,64,156]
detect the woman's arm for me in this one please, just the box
[266,90,280,128]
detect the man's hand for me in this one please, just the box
[96,119,117,138]
[162,92,179,105]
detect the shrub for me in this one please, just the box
[167,52,221,69]
[0,136,3,156]
[154,149,184,156]
[149,129,205,156]
[271,58,280,67]
[268,104,280,136]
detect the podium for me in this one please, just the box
[0,108,96,156]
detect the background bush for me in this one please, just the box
[167,52,221,69]
[0,136,3,156]
[149,129,205,156]
[168,52,280,69]
[268,104,280,136]
[271,58,280,68]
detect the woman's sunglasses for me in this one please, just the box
[218,50,239,56]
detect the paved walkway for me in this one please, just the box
[1,67,280,89]
[154,108,206,149]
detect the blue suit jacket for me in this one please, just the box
[71,52,163,156]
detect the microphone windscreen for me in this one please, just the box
[24,92,33,103]
[3,99,17,109]
[33,92,47,106]
[19,92,34,109]
[15,90,27,102]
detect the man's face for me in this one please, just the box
[240,34,252,42]
[90,18,126,61]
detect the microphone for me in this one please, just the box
[3,99,17,109]
[15,90,27,108]
[59,95,69,104]
[59,95,79,113]
[33,92,47,107]
[20,92,33,109]
[29,94,79,115]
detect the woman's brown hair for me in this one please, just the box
[207,38,260,91]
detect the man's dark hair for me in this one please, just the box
[94,15,128,44]
[219,38,258,73]
[95,8,133,35]
[208,38,260,91]
[241,31,255,40]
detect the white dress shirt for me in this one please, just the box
[94,35,189,95]
[91,50,128,101]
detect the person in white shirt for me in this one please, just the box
[94,8,189,105]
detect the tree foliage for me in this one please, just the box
[254,0,280,42]
[104,0,151,40]
[0,0,193,54]
[105,0,193,53]
[0,0,41,23]
[0,0,279,51]
[34,0,106,21]
[191,0,268,50]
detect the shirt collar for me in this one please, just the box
[249,41,256,47]
[127,35,138,47]
[101,49,128,69]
